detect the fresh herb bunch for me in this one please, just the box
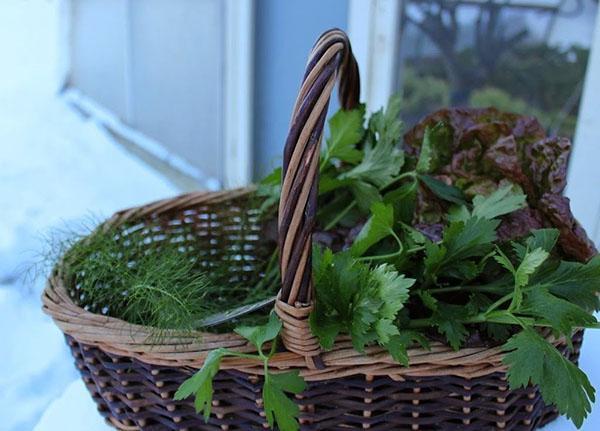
[179,96,600,430]
[54,223,277,334]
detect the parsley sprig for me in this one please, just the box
[175,312,306,430]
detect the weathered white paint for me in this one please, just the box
[567,6,600,246]
[69,0,130,119]
[223,0,254,188]
[348,0,402,110]
[68,0,227,183]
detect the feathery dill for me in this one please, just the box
[49,221,277,334]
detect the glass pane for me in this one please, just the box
[398,0,598,138]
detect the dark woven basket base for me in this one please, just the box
[66,332,583,431]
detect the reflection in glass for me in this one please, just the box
[398,0,598,137]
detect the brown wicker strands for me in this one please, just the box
[42,29,582,430]
[65,332,582,431]
[276,29,359,365]
[43,186,582,430]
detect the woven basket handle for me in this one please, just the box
[275,28,360,364]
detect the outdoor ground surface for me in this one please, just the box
[0,2,177,430]
[1,1,599,430]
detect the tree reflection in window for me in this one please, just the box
[399,0,597,137]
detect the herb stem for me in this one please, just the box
[357,230,403,262]
[385,171,417,189]
[324,201,357,230]
[485,293,514,315]
[428,284,510,295]
[228,351,264,361]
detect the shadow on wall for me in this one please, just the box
[253,0,349,179]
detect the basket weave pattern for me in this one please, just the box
[65,332,581,431]
[42,29,584,430]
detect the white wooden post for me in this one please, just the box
[223,0,255,188]
[348,0,403,111]
[567,6,600,246]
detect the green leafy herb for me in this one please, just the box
[321,105,365,167]
[263,371,306,431]
[471,184,527,220]
[424,216,499,283]
[503,329,595,428]
[174,348,228,420]
[416,126,434,174]
[53,224,277,335]
[176,313,306,431]
[495,246,549,311]
[432,304,470,350]
[340,138,404,189]
[418,174,466,205]
[310,249,414,355]
[235,311,282,351]
[522,289,597,336]
[416,123,448,174]
[540,256,600,311]
[351,202,397,257]
[385,330,431,366]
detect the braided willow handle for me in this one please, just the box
[275,29,360,364]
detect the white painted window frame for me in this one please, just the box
[223,0,254,188]
[349,0,600,246]
[348,0,403,111]
[59,0,255,190]
[567,6,600,246]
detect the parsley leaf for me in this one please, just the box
[321,105,365,167]
[526,228,560,253]
[235,311,282,352]
[351,202,396,257]
[350,180,383,212]
[368,93,403,147]
[339,95,404,189]
[418,174,467,205]
[495,246,549,311]
[513,228,560,259]
[424,216,499,283]
[522,289,597,336]
[174,348,229,420]
[310,249,358,349]
[471,184,527,220]
[532,256,600,311]
[311,250,414,357]
[341,139,404,188]
[352,263,413,349]
[385,330,431,366]
[514,248,549,288]
[263,371,306,431]
[432,304,470,350]
[416,126,434,173]
[503,328,595,428]
[384,180,418,224]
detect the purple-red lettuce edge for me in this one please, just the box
[403,107,597,262]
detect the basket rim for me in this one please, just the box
[42,188,568,381]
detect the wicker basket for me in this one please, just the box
[43,29,582,431]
